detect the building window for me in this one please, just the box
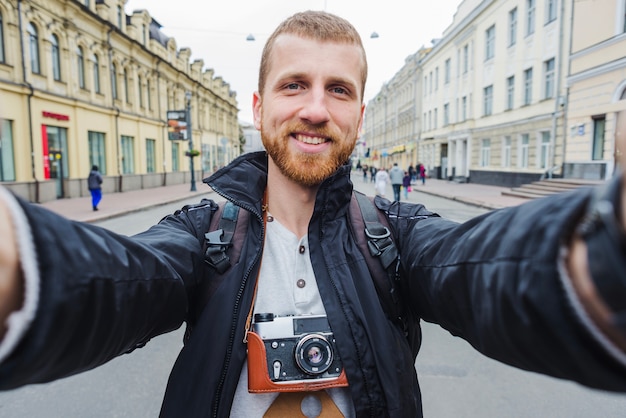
[77,46,85,89]
[483,85,493,116]
[0,12,5,64]
[121,135,134,174]
[524,68,533,105]
[0,119,16,181]
[481,139,491,167]
[88,131,106,175]
[434,108,438,129]
[462,96,467,121]
[546,0,557,23]
[526,0,536,36]
[506,76,515,110]
[93,54,100,93]
[543,58,555,99]
[435,67,439,91]
[540,131,551,169]
[463,44,469,73]
[84,0,90,7]
[520,134,529,168]
[485,25,495,61]
[138,76,144,108]
[51,34,61,81]
[147,79,152,110]
[172,141,180,172]
[28,22,40,74]
[503,136,512,167]
[443,103,450,126]
[124,69,130,103]
[111,63,117,99]
[444,58,451,84]
[146,138,156,172]
[117,5,123,29]
[142,23,147,45]
[423,76,427,96]
[509,8,518,46]
[592,116,606,160]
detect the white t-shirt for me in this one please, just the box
[229,214,354,417]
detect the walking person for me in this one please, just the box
[1,11,626,418]
[389,162,403,201]
[418,162,427,185]
[402,171,411,200]
[87,165,103,211]
[374,166,389,197]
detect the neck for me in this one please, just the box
[266,159,319,239]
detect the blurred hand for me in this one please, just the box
[0,198,23,340]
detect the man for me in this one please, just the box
[0,11,626,418]
[87,165,103,211]
[389,162,404,201]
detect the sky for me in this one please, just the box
[125,0,462,124]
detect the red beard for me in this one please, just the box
[262,122,356,186]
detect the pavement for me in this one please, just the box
[38,175,530,224]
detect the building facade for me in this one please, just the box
[0,0,239,202]
[565,0,626,179]
[363,0,582,188]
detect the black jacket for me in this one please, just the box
[1,151,625,417]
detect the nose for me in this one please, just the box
[298,87,330,125]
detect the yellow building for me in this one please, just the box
[566,0,626,179]
[0,0,239,202]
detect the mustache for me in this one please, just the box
[285,122,339,142]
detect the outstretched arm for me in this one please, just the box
[567,110,626,352]
[0,196,23,340]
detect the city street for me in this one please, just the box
[1,179,626,416]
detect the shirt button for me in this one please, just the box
[299,245,305,254]
[297,279,306,288]
[267,215,274,222]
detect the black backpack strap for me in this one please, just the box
[204,201,240,274]
[354,191,399,274]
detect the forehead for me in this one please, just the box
[265,34,364,87]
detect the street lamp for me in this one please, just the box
[186,91,197,191]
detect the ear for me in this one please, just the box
[357,103,365,133]
[253,92,262,130]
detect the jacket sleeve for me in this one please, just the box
[0,197,213,390]
[391,188,626,392]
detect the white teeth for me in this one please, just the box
[295,134,327,145]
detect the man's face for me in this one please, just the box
[253,34,365,187]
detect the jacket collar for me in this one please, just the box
[203,151,354,220]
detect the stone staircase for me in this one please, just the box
[501,178,604,200]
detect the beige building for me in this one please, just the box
[565,0,626,179]
[361,49,425,171]
[363,0,577,188]
[0,0,239,202]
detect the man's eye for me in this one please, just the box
[331,87,347,95]
[286,83,300,90]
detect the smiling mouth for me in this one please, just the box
[293,133,329,145]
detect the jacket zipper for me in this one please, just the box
[209,185,264,418]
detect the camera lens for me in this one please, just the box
[295,334,333,375]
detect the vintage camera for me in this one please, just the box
[247,313,347,392]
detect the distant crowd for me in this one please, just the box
[354,160,427,201]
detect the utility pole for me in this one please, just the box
[186,91,197,192]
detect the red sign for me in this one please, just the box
[42,111,69,121]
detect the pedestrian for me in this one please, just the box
[389,162,403,201]
[369,165,377,183]
[0,11,625,418]
[374,166,389,197]
[402,171,411,199]
[87,165,103,211]
[361,163,368,182]
[408,164,416,183]
[419,162,427,185]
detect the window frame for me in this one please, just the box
[51,34,61,81]
[524,67,533,105]
[483,85,494,116]
[485,25,495,61]
[543,58,555,99]
[509,7,518,46]
[28,22,40,74]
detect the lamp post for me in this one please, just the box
[186,91,197,191]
